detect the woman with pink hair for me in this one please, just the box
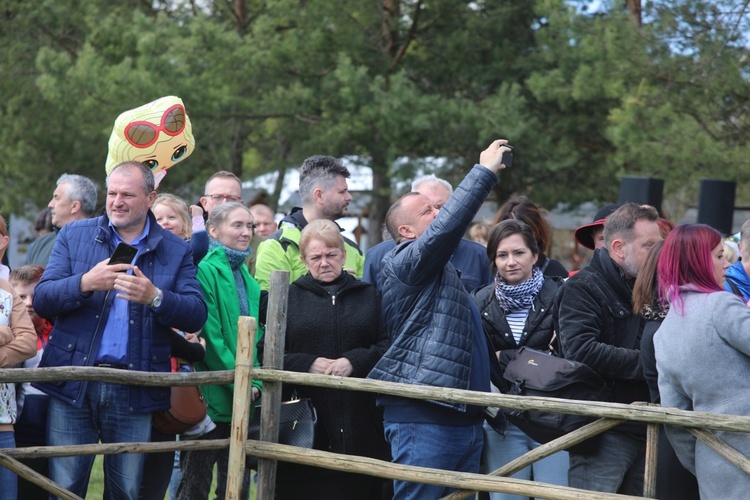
[653,223,749,498]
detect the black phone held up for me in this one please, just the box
[108,242,137,266]
[501,144,513,168]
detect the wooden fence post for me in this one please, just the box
[255,270,290,500]
[644,417,660,498]
[226,316,256,500]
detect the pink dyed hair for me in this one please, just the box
[657,224,723,314]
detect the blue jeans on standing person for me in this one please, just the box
[47,381,153,499]
[0,431,17,500]
[481,422,568,500]
[568,430,646,494]
[384,421,484,499]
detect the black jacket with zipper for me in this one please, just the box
[472,277,563,381]
[283,271,390,460]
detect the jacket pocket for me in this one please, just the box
[40,330,83,385]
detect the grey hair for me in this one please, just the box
[106,162,155,195]
[206,202,252,230]
[603,203,659,249]
[411,174,453,195]
[298,156,350,206]
[57,174,98,216]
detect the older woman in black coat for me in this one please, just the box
[276,219,390,500]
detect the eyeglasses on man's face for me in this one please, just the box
[205,194,241,203]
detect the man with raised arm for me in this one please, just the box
[368,140,511,499]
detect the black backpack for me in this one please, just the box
[503,346,609,446]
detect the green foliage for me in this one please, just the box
[1,0,748,231]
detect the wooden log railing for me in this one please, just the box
[2,271,750,499]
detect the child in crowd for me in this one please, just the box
[153,192,209,264]
[0,272,37,499]
[141,194,212,500]
[154,193,193,239]
[10,265,53,500]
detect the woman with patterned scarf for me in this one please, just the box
[176,202,262,500]
[471,219,567,500]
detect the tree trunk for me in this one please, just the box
[270,166,286,213]
[626,0,641,27]
[368,153,391,246]
[234,0,247,35]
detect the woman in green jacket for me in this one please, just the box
[176,202,262,500]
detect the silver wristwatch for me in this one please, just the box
[149,288,163,309]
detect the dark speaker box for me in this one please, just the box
[697,179,736,235]
[618,176,664,214]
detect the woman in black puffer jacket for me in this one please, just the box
[471,220,567,500]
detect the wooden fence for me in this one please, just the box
[1,270,750,499]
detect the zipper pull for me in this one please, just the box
[332,295,336,305]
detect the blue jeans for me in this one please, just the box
[0,431,17,500]
[47,382,152,499]
[384,421,483,499]
[568,430,645,494]
[482,422,568,500]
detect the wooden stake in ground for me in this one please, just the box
[225,316,256,500]
[256,270,290,500]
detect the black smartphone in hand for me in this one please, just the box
[108,242,137,266]
[501,145,513,168]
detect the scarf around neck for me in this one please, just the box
[494,267,545,313]
[210,238,253,316]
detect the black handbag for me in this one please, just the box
[246,398,317,470]
[503,346,608,445]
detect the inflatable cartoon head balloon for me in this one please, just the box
[106,96,195,187]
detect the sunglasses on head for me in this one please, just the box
[124,104,187,148]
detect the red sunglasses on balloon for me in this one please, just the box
[124,104,187,148]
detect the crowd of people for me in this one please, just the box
[0,138,747,500]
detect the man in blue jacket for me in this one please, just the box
[33,161,207,498]
[368,140,511,499]
[362,174,492,294]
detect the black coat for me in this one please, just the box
[283,272,389,460]
[554,248,650,409]
[472,277,563,373]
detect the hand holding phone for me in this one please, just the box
[109,242,137,266]
[501,145,513,168]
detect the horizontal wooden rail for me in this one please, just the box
[1,439,230,459]
[0,366,233,386]
[445,417,626,500]
[243,439,643,499]
[250,368,750,434]
[3,366,750,434]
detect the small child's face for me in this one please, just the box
[10,280,40,325]
[154,203,185,237]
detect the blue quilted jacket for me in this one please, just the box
[367,165,497,411]
[32,212,207,413]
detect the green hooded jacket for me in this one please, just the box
[196,246,263,423]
